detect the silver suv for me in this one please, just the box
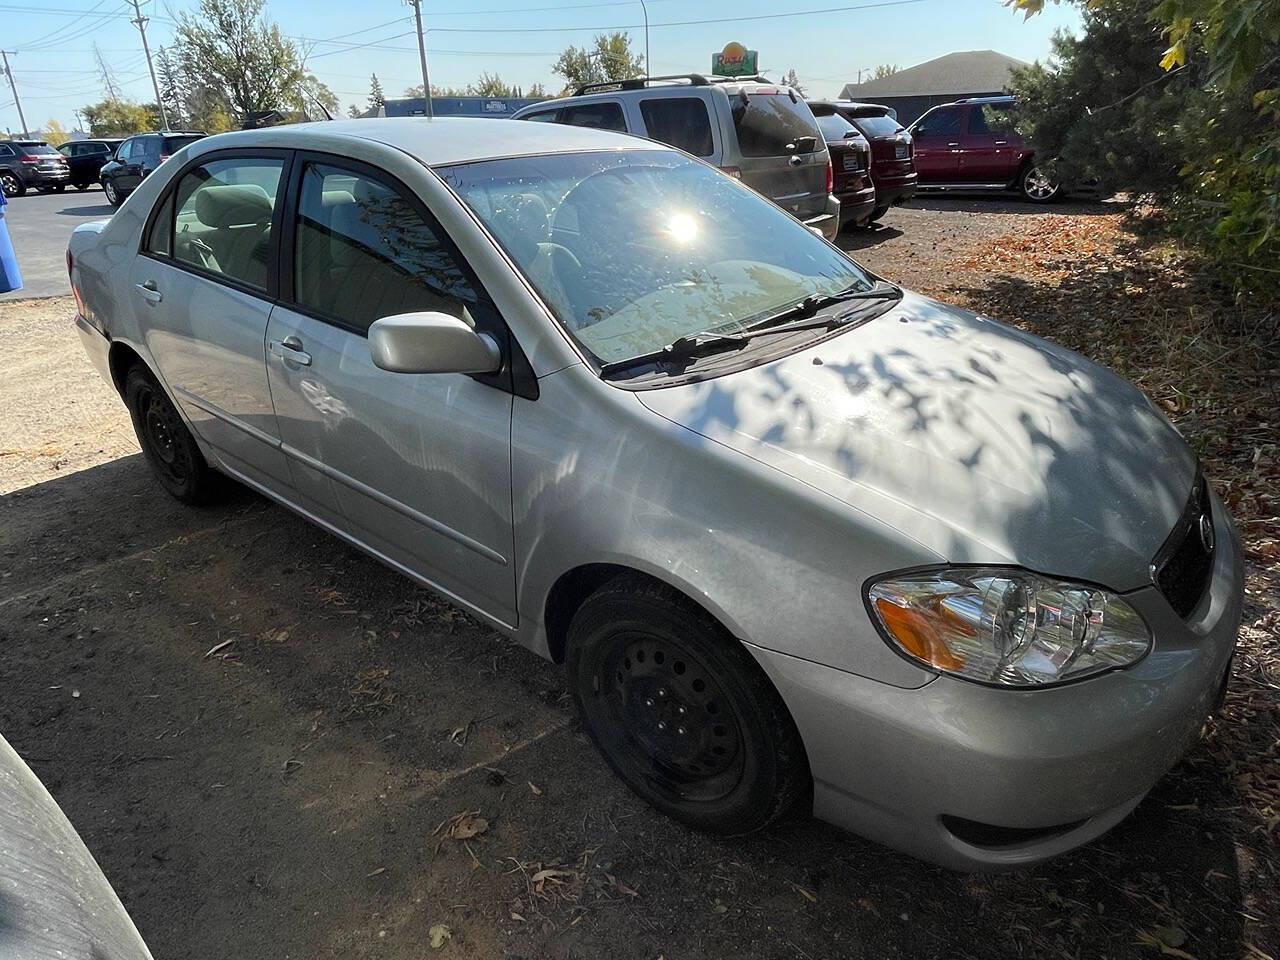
[513,74,839,240]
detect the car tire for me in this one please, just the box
[52,184,66,192]
[867,204,890,224]
[124,365,221,505]
[0,172,23,198]
[76,182,89,191]
[102,179,121,207]
[566,575,810,835]
[1020,164,1061,203]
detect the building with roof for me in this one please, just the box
[837,50,1029,125]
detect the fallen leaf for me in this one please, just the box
[789,881,818,903]
[528,781,542,796]
[428,924,451,949]
[365,866,386,877]
[448,813,488,840]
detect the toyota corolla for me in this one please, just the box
[67,119,1242,870]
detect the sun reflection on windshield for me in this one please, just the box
[664,211,700,245]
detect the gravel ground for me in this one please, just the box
[1,197,1274,960]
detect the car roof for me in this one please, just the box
[187,117,662,166]
[809,99,894,115]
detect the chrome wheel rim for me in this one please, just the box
[104,181,117,204]
[1024,166,1058,200]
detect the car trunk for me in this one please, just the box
[731,91,829,220]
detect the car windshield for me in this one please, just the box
[850,114,903,138]
[437,149,872,366]
[732,93,824,156]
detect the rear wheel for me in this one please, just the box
[867,204,890,224]
[567,576,809,835]
[102,179,121,207]
[1020,164,1060,203]
[124,365,221,504]
[2,172,26,197]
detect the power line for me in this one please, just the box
[425,0,929,33]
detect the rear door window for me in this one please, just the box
[172,156,285,292]
[732,94,822,156]
[638,97,714,157]
[560,102,626,132]
[971,103,1019,136]
[914,107,962,137]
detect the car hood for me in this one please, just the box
[638,292,1196,591]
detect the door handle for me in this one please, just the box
[788,155,803,166]
[269,337,312,366]
[994,140,1008,146]
[135,280,162,304]
[947,142,960,147]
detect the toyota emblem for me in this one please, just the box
[1198,512,1215,552]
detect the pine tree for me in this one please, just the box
[367,73,386,113]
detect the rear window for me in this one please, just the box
[638,98,714,157]
[20,143,58,156]
[732,94,822,156]
[163,135,202,154]
[815,112,858,142]
[850,115,902,138]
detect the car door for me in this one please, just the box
[131,150,294,491]
[957,102,1018,183]
[114,138,143,191]
[266,156,518,625]
[909,106,963,182]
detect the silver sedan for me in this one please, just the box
[68,119,1242,870]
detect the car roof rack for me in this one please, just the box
[573,73,774,96]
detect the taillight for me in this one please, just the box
[720,166,742,179]
[825,158,834,195]
[158,154,170,162]
[20,155,38,164]
[67,251,87,317]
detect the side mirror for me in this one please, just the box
[368,311,502,375]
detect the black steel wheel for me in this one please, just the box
[124,365,220,504]
[567,576,809,834]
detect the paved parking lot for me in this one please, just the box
[1,201,1274,960]
[1,186,114,301]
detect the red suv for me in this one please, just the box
[809,101,917,223]
[907,96,1060,202]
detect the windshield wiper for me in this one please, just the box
[747,280,902,331]
[598,329,749,380]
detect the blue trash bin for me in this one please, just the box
[0,190,22,294]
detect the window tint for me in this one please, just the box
[146,192,175,257]
[0,144,12,157]
[172,157,284,291]
[521,110,560,122]
[914,107,961,137]
[731,94,822,156]
[850,114,902,138]
[639,97,714,157]
[58,144,74,157]
[815,111,858,142]
[560,102,626,132]
[293,163,478,335]
[972,103,1018,136]
[163,135,202,155]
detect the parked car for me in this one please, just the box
[0,731,153,959]
[0,139,70,196]
[811,109,875,229]
[809,100,917,222]
[908,95,1059,202]
[99,130,205,207]
[58,137,124,190]
[513,74,840,241]
[69,119,1241,871]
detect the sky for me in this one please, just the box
[1,0,1082,136]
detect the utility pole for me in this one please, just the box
[126,0,169,130]
[407,0,433,118]
[638,0,649,77]
[0,51,29,138]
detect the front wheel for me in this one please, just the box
[1020,164,1061,203]
[567,576,809,835]
[2,172,26,197]
[124,365,221,504]
[102,179,122,207]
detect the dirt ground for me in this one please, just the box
[1,197,1276,960]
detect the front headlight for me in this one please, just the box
[866,568,1151,687]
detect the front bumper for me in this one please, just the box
[749,492,1243,870]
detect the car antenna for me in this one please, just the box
[300,88,334,121]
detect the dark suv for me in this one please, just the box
[908,96,1059,202]
[57,139,124,191]
[812,110,875,229]
[809,101,917,223]
[0,140,70,197]
[99,131,205,207]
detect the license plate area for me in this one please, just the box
[894,144,909,159]
[842,154,862,172]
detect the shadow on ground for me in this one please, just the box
[0,452,1265,960]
